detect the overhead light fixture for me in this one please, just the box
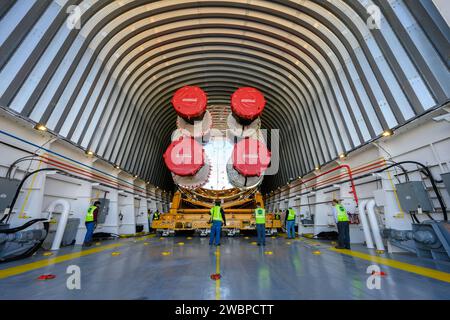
[382,129,393,137]
[114,165,120,170]
[134,175,138,178]
[146,181,150,185]
[339,153,347,159]
[315,166,320,171]
[34,123,47,132]
[85,150,94,156]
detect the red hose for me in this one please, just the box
[297,159,387,205]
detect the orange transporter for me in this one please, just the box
[152,190,282,236]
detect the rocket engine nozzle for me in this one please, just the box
[171,86,207,121]
[171,86,212,138]
[163,137,210,189]
[231,87,266,123]
[227,137,271,189]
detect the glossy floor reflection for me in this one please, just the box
[0,235,449,300]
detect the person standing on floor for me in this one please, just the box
[274,209,281,220]
[285,207,297,239]
[83,201,100,247]
[254,204,266,246]
[209,201,226,246]
[332,199,351,249]
[147,210,153,231]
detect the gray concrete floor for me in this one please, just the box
[0,234,449,300]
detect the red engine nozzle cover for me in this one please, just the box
[231,87,266,121]
[232,138,271,177]
[171,86,207,119]
[163,137,205,176]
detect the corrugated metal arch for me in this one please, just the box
[0,0,448,191]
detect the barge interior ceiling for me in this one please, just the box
[1,0,450,304]
[0,0,449,192]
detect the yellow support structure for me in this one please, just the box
[152,190,282,233]
[169,191,182,214]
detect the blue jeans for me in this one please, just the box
[256,223,265,245]
[286,220,296,238]
[84,222,95,244]
[337,221,351,249]
[209,221,222,245]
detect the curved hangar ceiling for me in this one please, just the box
[0,0,448,191]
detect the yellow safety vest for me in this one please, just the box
[255,208,266,224]
[287,209,296,221]
[86,205,97,222]
[211,206,223,222]
[153,212,160,220]
[335,204,349,222]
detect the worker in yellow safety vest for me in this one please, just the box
[274,210,281,220]
[332,199,351,250]
[285,207,297,239]
[83,201,100,247]
[209,201,226,246]
[153,211,160,221]
[255,204,266,246]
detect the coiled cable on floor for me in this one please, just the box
[0,219,49,263]
[0,218,47,234]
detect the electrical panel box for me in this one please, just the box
[0,178,21,213]
[442,173,450,198]
[395,181,433,213]
[96,198,110,224]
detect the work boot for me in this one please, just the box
[216,243,220,246]
[257,243,261,246]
